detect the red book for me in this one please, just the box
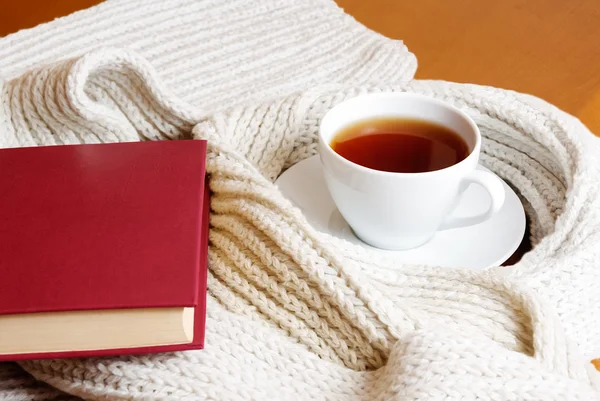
[0,140,209,361]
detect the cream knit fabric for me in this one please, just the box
[2,1,600,401]
[0,0,416,112]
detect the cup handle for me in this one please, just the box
[439,170,506,230]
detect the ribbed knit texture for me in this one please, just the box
[0,0,416,112]
[2,1,600,400]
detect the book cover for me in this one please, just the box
[0,140,209,361]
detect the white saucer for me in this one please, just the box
[275,156,526,270]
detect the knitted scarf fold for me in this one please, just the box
[0,46,599,400]
[1,0,600,399]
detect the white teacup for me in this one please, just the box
[318,93,506,250]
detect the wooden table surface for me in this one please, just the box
[335,0,600,135]
[2,0,600,367]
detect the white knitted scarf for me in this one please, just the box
[2,1,600,400]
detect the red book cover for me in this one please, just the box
[0,140,209,361]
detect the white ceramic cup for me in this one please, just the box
[318,93,506,250]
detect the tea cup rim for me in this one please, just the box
[318,92,481,177]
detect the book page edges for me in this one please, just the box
[0,307,194,355]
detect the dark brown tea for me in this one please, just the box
[330,118,469,173]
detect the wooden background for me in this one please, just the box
[335,0,600,135]
[0,0,103,36]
